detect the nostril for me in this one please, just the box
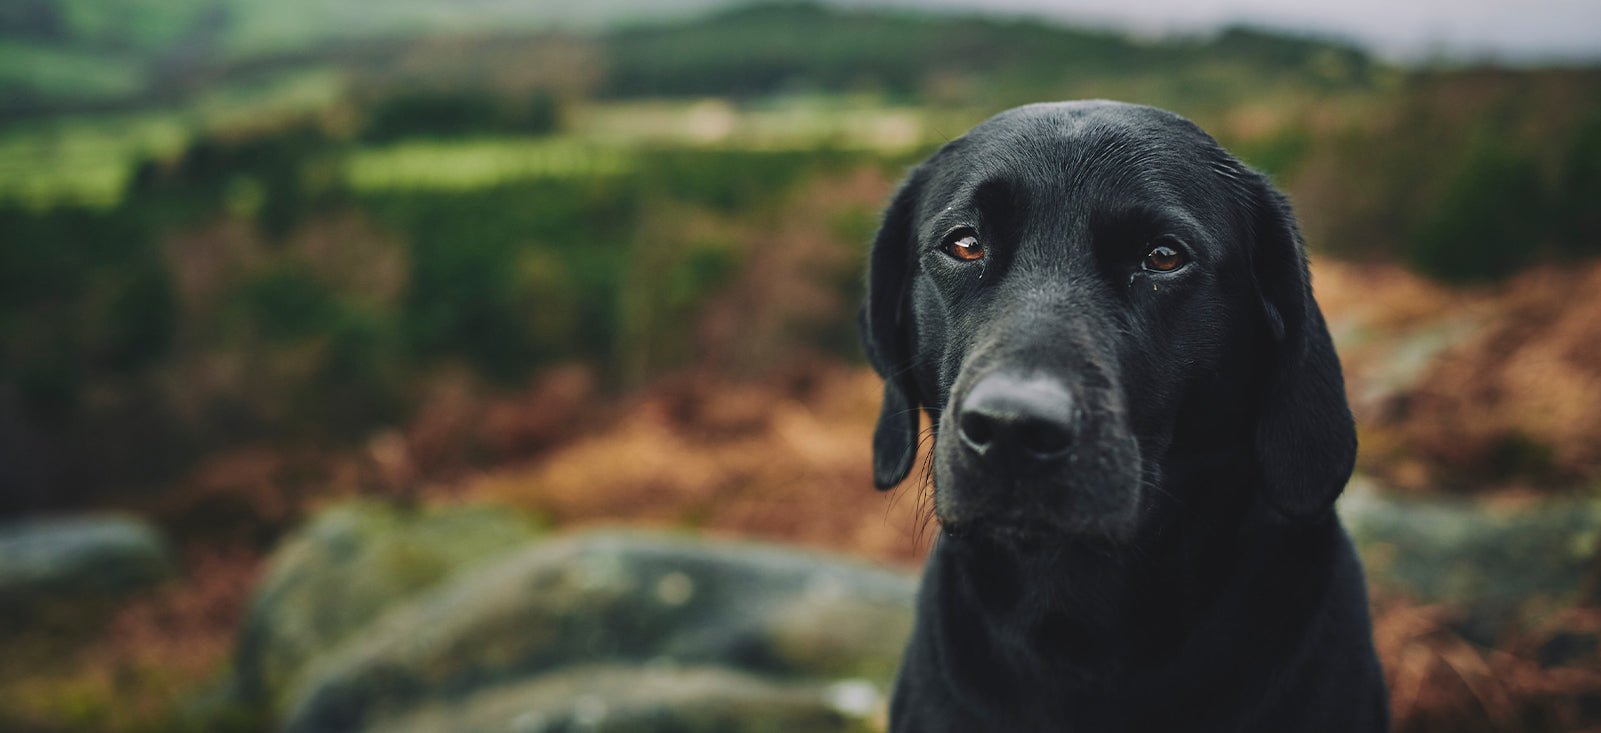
[959,411,996,452]
[1018,418,1073,458]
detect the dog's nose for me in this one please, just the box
[957,372,1078,471]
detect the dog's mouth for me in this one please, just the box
[933,435,1147,545]
[941,514,1139,560]
[934,469,1146,547]
[941,513,1073,545]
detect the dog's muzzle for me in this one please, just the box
[936,365,1142,543]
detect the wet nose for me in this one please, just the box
[957,372,1079,473]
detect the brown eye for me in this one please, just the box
[944,231,985,262]
[1143,243,1187,272]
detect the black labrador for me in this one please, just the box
[861,101,1387,731]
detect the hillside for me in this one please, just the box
[0,1,1374,119]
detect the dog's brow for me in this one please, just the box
[1093,203,1206,253]
[922,207,973,246]
[922,177,1015,244]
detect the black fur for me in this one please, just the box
[861,101,1386,731]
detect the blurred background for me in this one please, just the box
[2,1,1600,731]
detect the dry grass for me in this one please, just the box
[1316,258,1601,491]
[0,546,260,732]
[470,362,935,567]
[1377,598,1601,732]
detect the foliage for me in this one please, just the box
[602,3,1373,105]
[0,1,1378,121]
[1228,124,1313,178]
[1556,112,1601,253]
[1280,69,1601,280]
[0,207,173,409]
[1400,99,1601,282]
[1408,139,1546,282]
[0,119,868,513]
[360,90,561,143]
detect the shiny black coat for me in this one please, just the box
[860,101,1387,732]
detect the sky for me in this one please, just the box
[847,0,1601,62]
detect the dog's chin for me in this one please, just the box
[940,511,1138,551]
[933,454,1144,549]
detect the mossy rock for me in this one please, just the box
[276,531,914,732]
[234,501,538,709]
[0,515,173,630]
[363,664,880,733]
[1340,479,1601,640]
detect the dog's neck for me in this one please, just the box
[924,462,1335,706]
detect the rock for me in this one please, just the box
[233,501,538,709]
[274,531,915,733]
[0,515,173,623]
[1340,477,1601,640]
[1339,314,1483,418]
[365,664,877,733]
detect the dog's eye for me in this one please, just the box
[1143,243,1187,273]
[942,230,985,262]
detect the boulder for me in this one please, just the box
[233,501,538,708]
[0,515,173,624]
[364,664,880,733]
[273,531,915,733]
[1340,478,1601,640]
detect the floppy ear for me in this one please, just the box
[860,169,926,490]
[1249,177,1357,520]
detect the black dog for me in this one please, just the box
[861,101,1387,731]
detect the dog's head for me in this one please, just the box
[862,101,1354,544]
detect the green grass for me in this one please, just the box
[53,0,214,51]
[183,69,346,130]
[573,96,976,151]
[0,115,187,208]
[0,69,344,208]
[0,95,946,207]
[344,138,636,192]
[0,41,146,100]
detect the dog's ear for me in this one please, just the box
[1248,176,1357,520]
[860,168,926,490]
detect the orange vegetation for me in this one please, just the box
[470,362,934,567]
[1316,259,1601,491]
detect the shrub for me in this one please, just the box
[1408,140,1547,282]
[361,91,561,143]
